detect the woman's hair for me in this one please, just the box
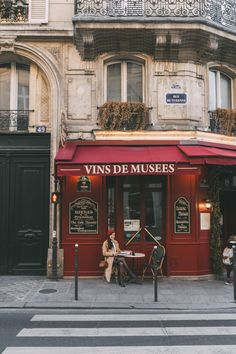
[107,237,113,250]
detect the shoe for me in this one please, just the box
[118,281,126,287]
[225,281,232,285]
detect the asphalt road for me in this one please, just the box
[2,308,236,353]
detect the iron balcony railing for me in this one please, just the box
[0,110,31,132]
[75,0,236,32]
[209,110,236,136]
[0,0,28,22]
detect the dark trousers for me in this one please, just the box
[225,265,233,280]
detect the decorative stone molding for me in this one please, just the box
[0,36,16,53]
[45,47,62,63]
[209,35,218,51]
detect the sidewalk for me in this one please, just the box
[0,275,235,310]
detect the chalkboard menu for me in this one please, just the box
[174,197,190,233]
[69,197,98,234]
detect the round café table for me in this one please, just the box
[118,252,145,283]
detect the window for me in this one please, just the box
[209,69,232,110]
[0,0,48,23]
[105,60,143,102]
[0,63,29,111]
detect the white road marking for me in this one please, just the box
[3,346,236,354]
[31,313,236,322]
[17,326,236,337]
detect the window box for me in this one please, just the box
[209,108,236,136]
[98,101,149,130]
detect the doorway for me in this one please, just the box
[113,175,166,263]
[0,135,50,275]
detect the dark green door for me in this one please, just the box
[7,156,50,274]
[0,153,50,275]
[0,157,9,274]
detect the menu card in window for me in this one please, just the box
[174,197,190,233]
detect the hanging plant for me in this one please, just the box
[215,108,236,135]
[98,102,148,130]
[207,166,223,276]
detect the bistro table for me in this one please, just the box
[118,251,145,283]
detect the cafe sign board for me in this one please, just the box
[174,197,190,233]
[77,176,91,192]
[69,197,98,234]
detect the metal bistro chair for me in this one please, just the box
[142,243,165,281]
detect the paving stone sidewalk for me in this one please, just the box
[0,276,235,310]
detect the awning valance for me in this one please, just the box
[55,141,236,176]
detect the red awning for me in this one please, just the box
[179,145,236,165]
[55,141,236,176]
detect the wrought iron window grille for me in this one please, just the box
[0,109,33,132]
[0,0,28,22]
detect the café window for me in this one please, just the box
[209,69,232,111]
[0,63,29,111]
[105,60,144,102]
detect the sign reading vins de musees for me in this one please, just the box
[69,197,98,234]
[174,197,190,233]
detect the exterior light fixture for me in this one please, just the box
[199,199,212,212]
[205,200,212,210]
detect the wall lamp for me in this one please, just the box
[199,199,212,212]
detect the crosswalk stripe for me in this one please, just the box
[17,326,236,337]
[31,313,236,322]
[3,346,236,354]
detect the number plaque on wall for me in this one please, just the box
[69,197,98,234]
[174,197,190,233]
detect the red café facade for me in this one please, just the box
[55,138,236,277]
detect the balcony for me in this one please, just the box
[73,0,236,61]
[0,0,48,24]
[0,110,30,132]
[97,102,149,130]
[0,0,28,22]
[209,109,236,136]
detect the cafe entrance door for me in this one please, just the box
[114,175,166,271]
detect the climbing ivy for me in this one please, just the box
[207,167,223,275]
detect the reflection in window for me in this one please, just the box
[107,177,116,230]
[106,61,143,102]
[209,69,232,110]
[145,190,162,242]
[0,63,29,111]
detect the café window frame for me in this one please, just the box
[208,69,233,111]
[104,59,144,102]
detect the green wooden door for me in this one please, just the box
[0,157,9,274]
[0,153,50,275]
[7,156,50,274]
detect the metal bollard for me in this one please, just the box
[51,234,58,280]
[154,271,158,302]
[233,245,236,301]
[74,243,79,301]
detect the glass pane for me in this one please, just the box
[123,189,141,242]
[209,70,216,111]
[107,177,115,230]
[127,62,142,102]
[17,68,29,110]
[145,191,162,242]
[123,175,140,188]
[220,73,231,108]
[0,65,10,110]
[107,63,121,101]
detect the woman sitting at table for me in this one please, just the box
[102,230,137,287]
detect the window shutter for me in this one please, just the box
[29,0,48,24]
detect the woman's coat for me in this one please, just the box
[102,239,121,282]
